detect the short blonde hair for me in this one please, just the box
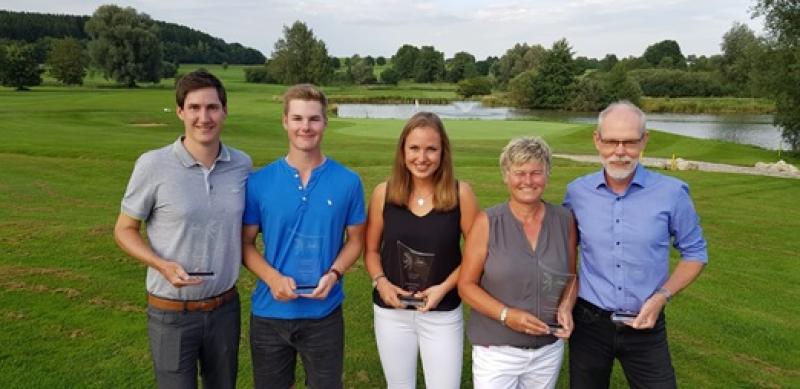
[499,136,552,176]
[283,84,328,118]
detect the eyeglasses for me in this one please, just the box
[597,135,644,149]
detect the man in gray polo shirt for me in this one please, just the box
[114,70,251,388]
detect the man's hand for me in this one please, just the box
[630,293,667,329]
[266,274,298,301]
[300,272,337,299]
[157,261,203,288]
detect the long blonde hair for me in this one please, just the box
[386,112,458,211]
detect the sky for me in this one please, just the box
[4,0,766,60]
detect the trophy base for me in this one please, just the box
[611,311,638,323]
[187,271,215,278]
[398,295,425,308]
[295,285,317,295]
[547,324,563,333]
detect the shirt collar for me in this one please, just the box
[172,136,230,168]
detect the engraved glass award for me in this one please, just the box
[397,240,435,307]
[186,239,214,278]
[290,233,324,295]
[538,264,576,332]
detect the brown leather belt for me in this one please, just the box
[147,286,237,312]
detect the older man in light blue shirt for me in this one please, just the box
[563,101,707,389]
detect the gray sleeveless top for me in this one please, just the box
[467,201,572,348]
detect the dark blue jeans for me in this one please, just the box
[250,306,344,389]
[569,298,676,389]
[147,293,240,389]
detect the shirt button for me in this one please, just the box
[616,264,621,268]
[616,197,621,201]
[616,241,620,246]
[298,186,302,190]
[617,287,622,290]
[302,197,307,201]
[615,219,620,223]
[294,174,299,178]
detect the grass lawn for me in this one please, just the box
[1,70,798,388]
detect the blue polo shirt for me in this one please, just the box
[244,158,365,319]
[563,164,707,312]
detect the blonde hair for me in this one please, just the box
[386,112,458,211]
[283,84,328,118]
[499,136,552,177]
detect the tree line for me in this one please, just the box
[252,3,798,152]
[0,7,265,88]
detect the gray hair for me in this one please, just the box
[499,136,552,176]
[597,101,647,136]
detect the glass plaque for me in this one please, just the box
[290,233,324,295]
[397,241,435,307]
[538,264,576,332]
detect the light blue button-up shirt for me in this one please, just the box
[564,164,707,312]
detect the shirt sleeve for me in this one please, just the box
[670,184,708,263]
[563,184,574,210]
[346,175,366,226]
[120,155,155,221]
[243,171,261,226]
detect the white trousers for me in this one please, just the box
[472,340,565,389]
[373,304,463,389]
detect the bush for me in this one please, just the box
[380,67,401,85]
[456,76,492,97]
[566,77,609,111]
[161,61,178,78]
[508,70,539,108]
[629,69,724,97]
[243,66,276,83]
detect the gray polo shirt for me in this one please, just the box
[121,137,252,300]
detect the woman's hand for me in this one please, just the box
[376,277,412,308]
[504,307,550,336]
[415,283,449,312]
[552,306,574,339]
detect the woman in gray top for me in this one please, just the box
[458,136,577,389]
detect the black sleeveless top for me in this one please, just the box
[372,193,463,311]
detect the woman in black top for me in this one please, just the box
[365,112,479,389]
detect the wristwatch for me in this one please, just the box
[655,287,672,302]
[371,273,386,288]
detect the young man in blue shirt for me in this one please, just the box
[242,84,366,389]
[564,101,707,389]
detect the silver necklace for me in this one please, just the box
[415,193,432,207]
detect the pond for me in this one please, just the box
[336,102,787,150]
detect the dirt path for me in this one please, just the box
[553,154,800,179]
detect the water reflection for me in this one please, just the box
[336,102,786,150]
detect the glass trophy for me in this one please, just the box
[537,264,576,333]
[396,241,435,307]
[290,233,324,295]
[186,251,214,279]
[612,290,640,324]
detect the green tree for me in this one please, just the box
[267,21,331,85]
[531,39,576,108]
[392,44,420,79]
[476,56,498,76]
[446,51,478,83]
[85,5,162,87]
[508,70,539,108]
[754,0,800,152]
[348,55,377,85]
[1,43,43,90]
[380,67,401,85]
[643,40,686,69]
[376,56,387,66]
[604,64,642,104]
[493,43,546,87]
[598,54,619,72]
[46,37,87,85]
[721,22,765,96]
[413,46,445,83]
